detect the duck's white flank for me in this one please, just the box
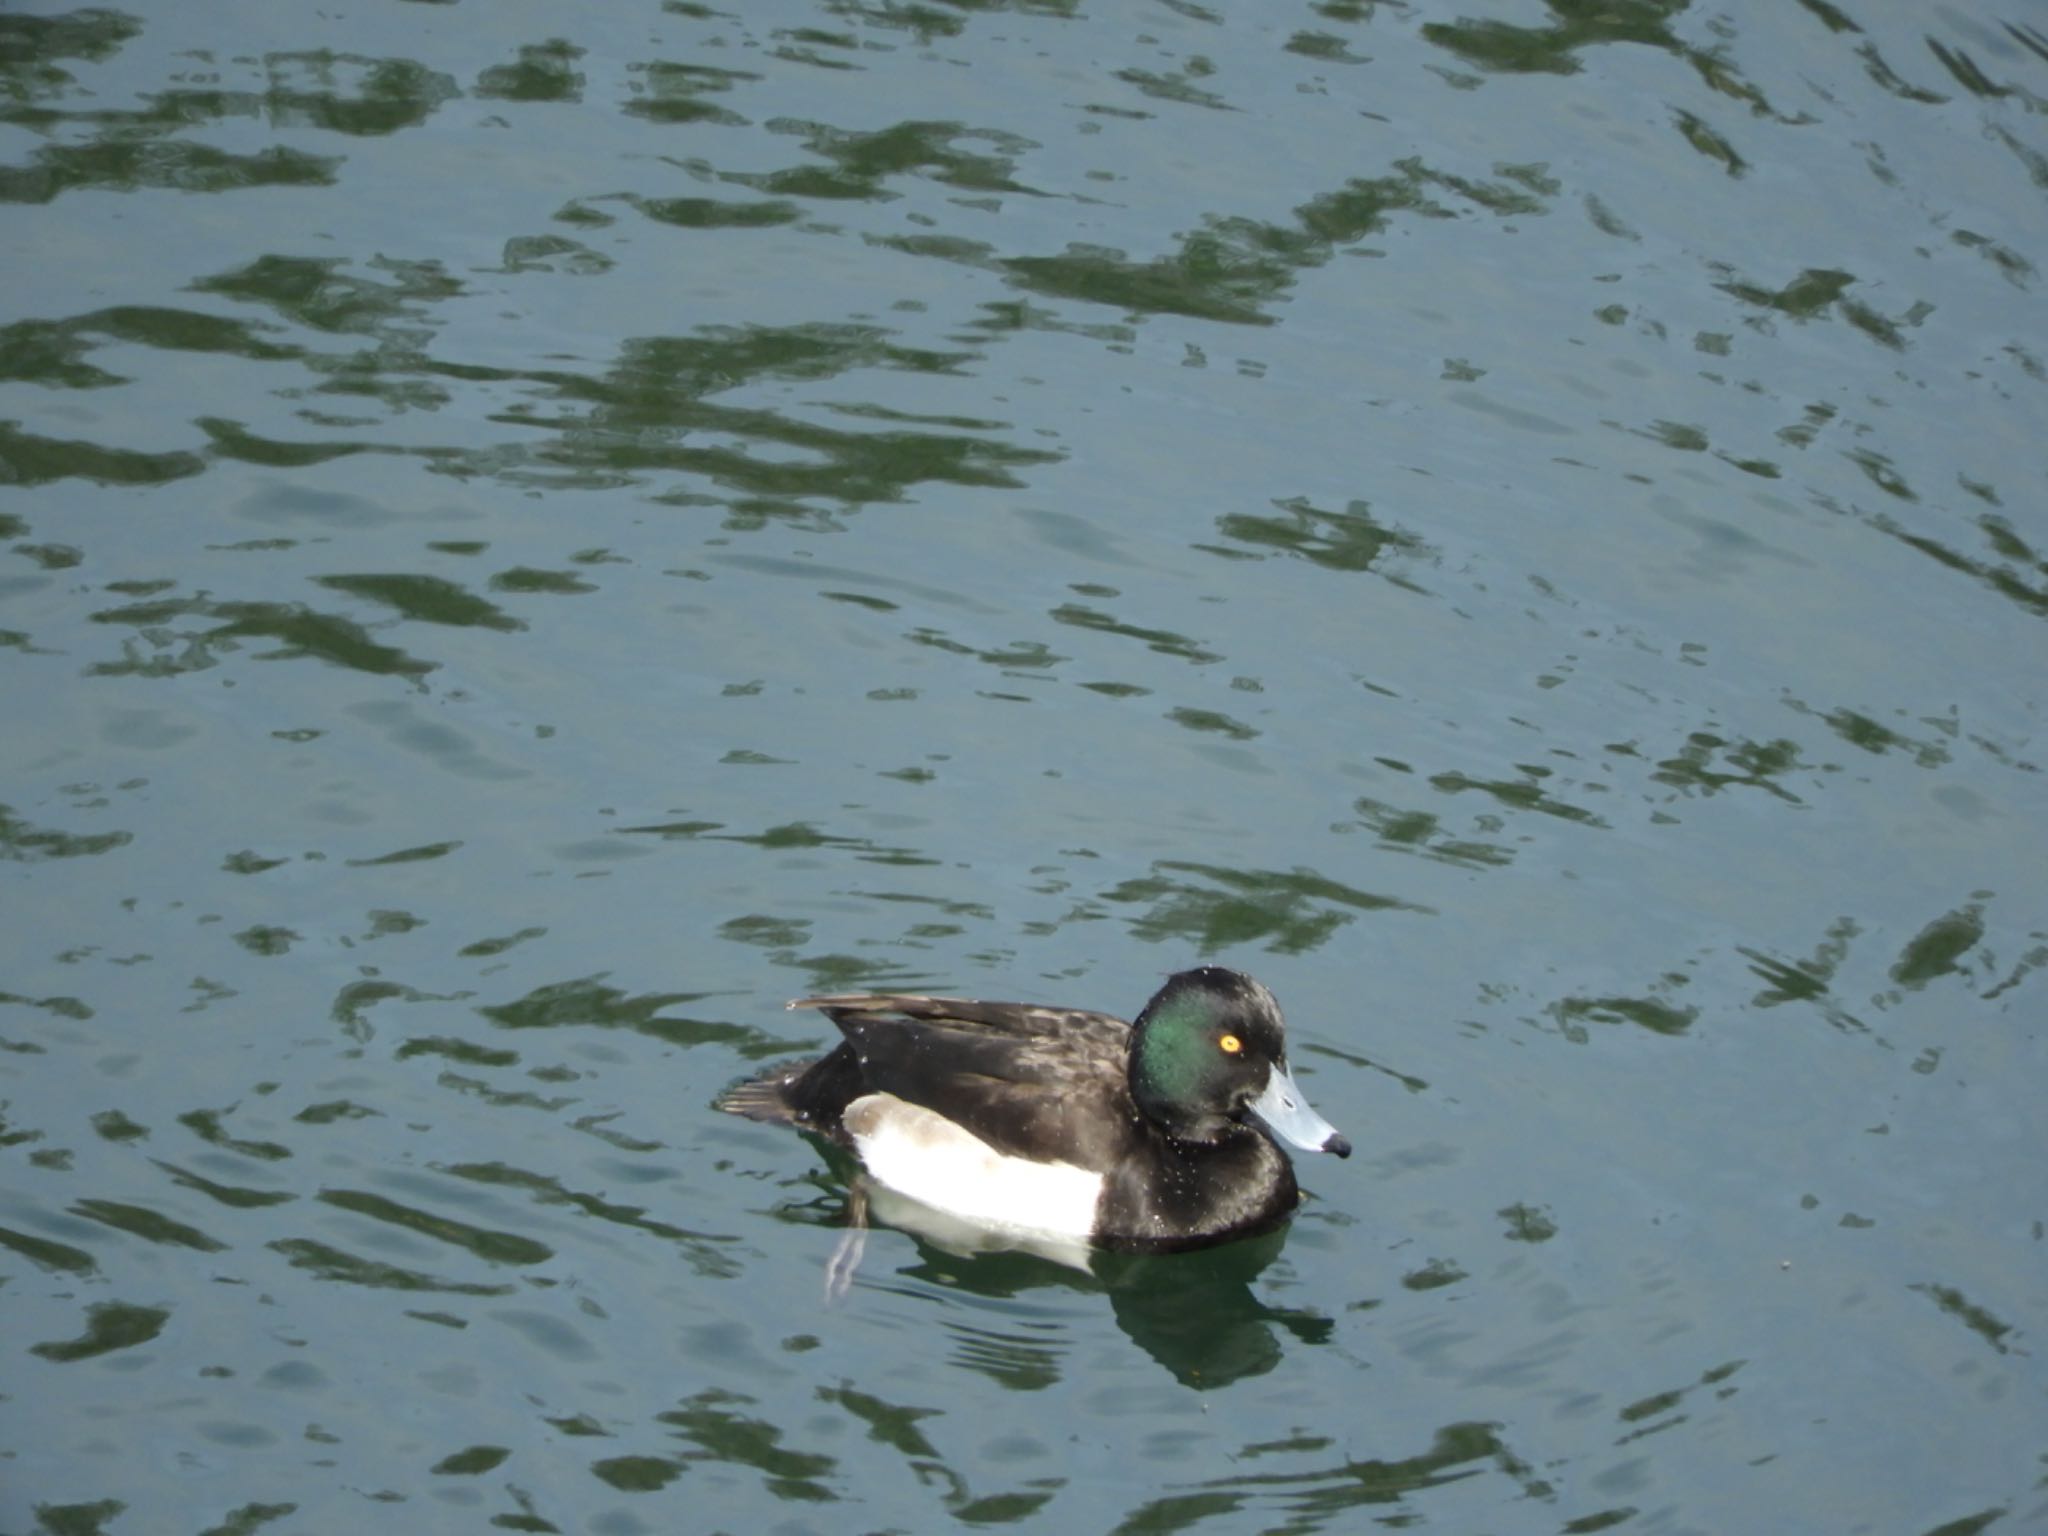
[843,1093,1104,1239]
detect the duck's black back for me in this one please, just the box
[718,995,1136,1164]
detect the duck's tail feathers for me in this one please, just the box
[715,1058,822,1126]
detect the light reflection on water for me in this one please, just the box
[3,1,2046,1532]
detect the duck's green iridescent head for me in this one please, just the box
[1129,967,1350,1156]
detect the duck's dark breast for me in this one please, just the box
[1096,1131,1300,1251]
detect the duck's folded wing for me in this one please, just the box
[788,996,1137,1172]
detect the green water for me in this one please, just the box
[3,2,2044,1532]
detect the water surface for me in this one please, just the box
[3,2,2045,1533]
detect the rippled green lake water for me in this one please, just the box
[4,2,2045,1532]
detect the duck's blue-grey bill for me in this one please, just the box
[1248,1062,1352,1158]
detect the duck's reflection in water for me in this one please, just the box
[843,1179,1333,1388]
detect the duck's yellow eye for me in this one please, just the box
[1218,1033,1242,1055]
